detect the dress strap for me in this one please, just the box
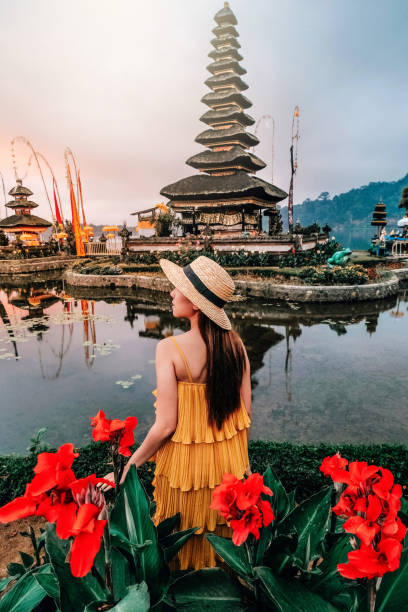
[169,336,193,383]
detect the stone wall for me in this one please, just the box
[64,269,405,303]
[0,257,75,275]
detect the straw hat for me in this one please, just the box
[160,255,235,330]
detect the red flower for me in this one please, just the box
[68,503,107,577]
[236,473,273,511]
[0,483,43,523]
[320,453,349,482]
[210,474,242,519]
[338,538,402,579]
[258,500,275,527]
[30,443,78,496]
[90,411,138,456]
[230,505,263,546]
[343,495,381,546]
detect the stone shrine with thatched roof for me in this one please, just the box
[0,179,51,241]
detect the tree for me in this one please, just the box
[318,191,330,201]
[399,186,408,213]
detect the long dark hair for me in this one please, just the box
[198,311,246,429]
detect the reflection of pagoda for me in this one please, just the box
[160,3,287,237]
[10,288,60,338]
[0,180,51,242]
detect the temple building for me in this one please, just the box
[160,2,287,237]
[0,179,51,243]
[371,198,387,237]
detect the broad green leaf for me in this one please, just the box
[281,487,331,567]
[0,576,17,593]
[310,535,354,600]
[110,582,150,611]
[84,582,150,612]
[111,547,131,600]
[254,566,341,612]
[33,564,60,601]
[166,568,244,611]
[263,466,290,522]
[375,549,408,611]
[287,489,297,512]
[45,523,108,612]
[161,527,198,563]
[110,465,167,604]
[206,534,252,579]
[157,513,181,542]
[0,572,46,612]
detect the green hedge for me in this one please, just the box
[2,440,408,507]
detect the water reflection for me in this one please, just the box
[1,280,408,452]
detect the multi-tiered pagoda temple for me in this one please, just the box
[0,180,51,241]
[160,2,287,238]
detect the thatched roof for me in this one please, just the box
[205,71,247,90]
[161,171,287,204]
[200,107,255,126]
[211,35,240,50]
[214,3,238,26]
[8,184,33,197]
[212,23,238,37]
[201,90,252,110]
[6,199,38,209]
[186,147,266,173]
[208,47,243,62]
[195,125,259,148]
[0,214,52,229]
[206,58,246,75]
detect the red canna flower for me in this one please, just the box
[90,411,138,456]
[257,499,275,527]
[68,503,107,577]
[320,453,349,483]
[0,483,44,523]
[210,473,242,519]
[338,538,402,579]
[343,495,382,546]
[230,505,263,546]
[236,473,273,511]
[29,443,78,496]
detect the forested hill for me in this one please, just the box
[289,173,408,229]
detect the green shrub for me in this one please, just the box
[298,264,368,285]
[2,440,408,507]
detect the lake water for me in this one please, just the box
[1,279,408,454]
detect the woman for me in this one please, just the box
[104,255,251,569]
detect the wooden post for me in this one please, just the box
[241,208,245,233]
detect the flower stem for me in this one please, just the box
[368,578,376,612]
[103,510,113,596]
[29,525,41,567]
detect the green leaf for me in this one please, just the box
[6,563,25,579]
[161,527,198,563]
[281,487,331,568]
[0,572,46,612]
[166,568,244,610]
[206,534,252,579]
[310,535,354,600]
[110,465,167,604]
[0,576,17,593]
[263,466,290,522]
[157,513,180,542]
[84,582,150,612]
[110,582,150,611]
[19,553,34,569]
[375,549,408,611]
[33,564,60,601]
[111,547,131,601]
[45,522,108,612]
[254,566,341,612]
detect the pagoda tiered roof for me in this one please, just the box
[9,183,33,197]
[160,2,287,229]
[0,180,51,233]
[0,214,51,229]
[6,199,38,209]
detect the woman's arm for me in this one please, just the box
[108,339,178,487]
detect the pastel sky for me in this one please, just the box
[0,0,407,224]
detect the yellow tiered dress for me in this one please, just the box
[151,336,251,570]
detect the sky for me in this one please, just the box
[0,0,407,224]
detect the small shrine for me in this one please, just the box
[0,179,51,244]
[370,198,387,237]
[160,2,287,238]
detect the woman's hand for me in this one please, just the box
[245,465,252,477]
[98,472,115,492]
